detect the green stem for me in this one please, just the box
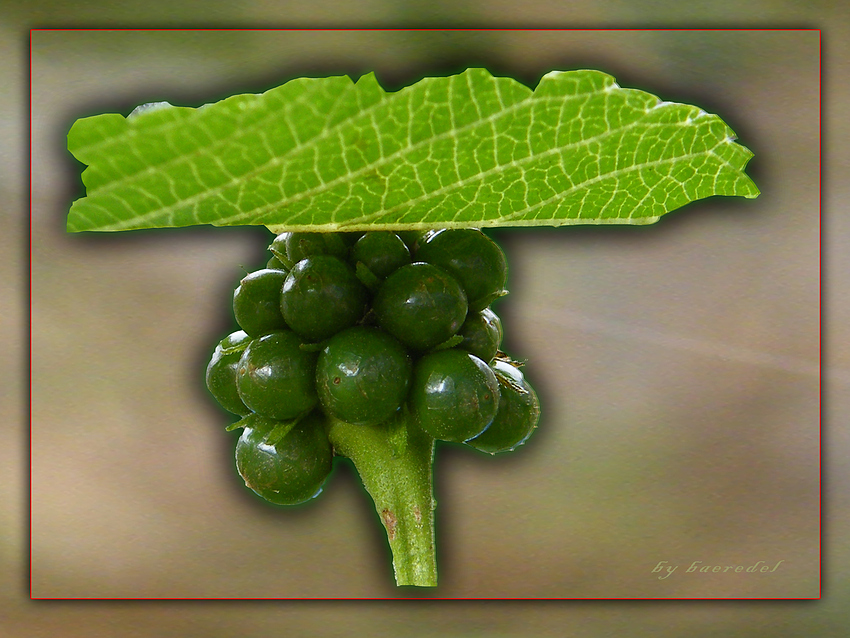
[327,411,437,587]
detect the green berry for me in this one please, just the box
[352,232,411,279]
[416,229,507,312]
[465,360,540,454]
[233,268,288,337]
[458,308,502,363]
[280,255,367,342]
[235,412,333,506]
[205,330,252,416]
[316,326,412,426]
[373,262,467,352]
[410,349,499,442]
[236,330,318,420]
[285,232,349,263]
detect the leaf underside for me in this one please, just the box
[66,69,759,233]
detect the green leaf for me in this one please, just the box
[67,69,758,233]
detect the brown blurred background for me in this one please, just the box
[3,4,844,636]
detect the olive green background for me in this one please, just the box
[3,4,842,636]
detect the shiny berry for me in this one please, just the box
[316,326,412,426]
[352,232,411,279]
[416,229,507,311]
[466,360,540,454]
[235,412,333,506]
[233,268,288,337]
[236,330,318,420]
[280,255,367,342]
[205,330,252,416]
[410,349,499,442]
[458,308,503,363]
[373,262,467,352]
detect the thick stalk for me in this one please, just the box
[327,411,437,587]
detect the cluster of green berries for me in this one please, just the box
[205,229,540,506]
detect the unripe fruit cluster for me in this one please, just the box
[205,229,540,505]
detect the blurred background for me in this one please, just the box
[3,3,844,636]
